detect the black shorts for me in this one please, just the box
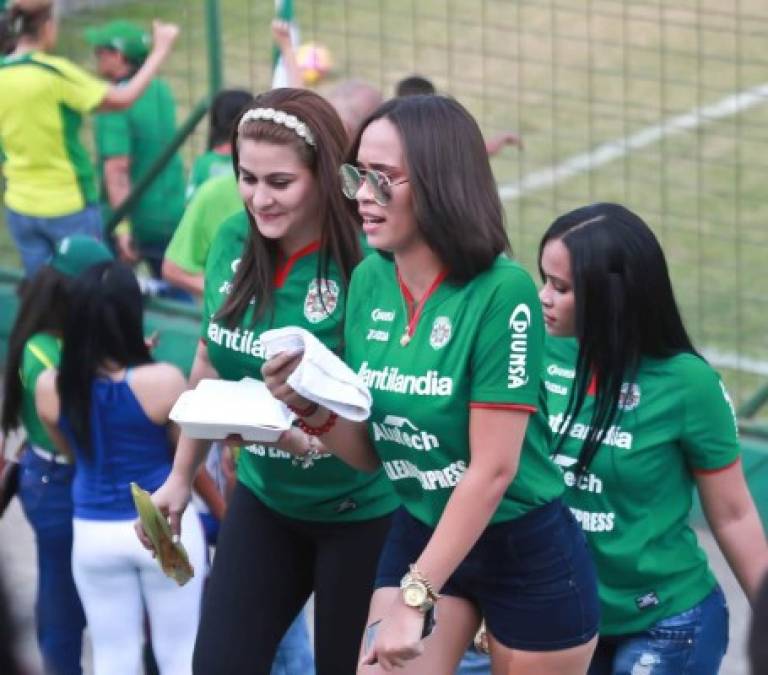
[374,499,600,651]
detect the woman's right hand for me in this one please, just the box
[134,471,191,552]
[262,351,307,408]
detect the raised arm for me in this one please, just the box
[98,21,179,112]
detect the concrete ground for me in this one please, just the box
[0,497,752,674]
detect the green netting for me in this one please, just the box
[2,0,768,415]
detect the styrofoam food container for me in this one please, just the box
[169,378,293,442]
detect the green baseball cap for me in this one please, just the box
[84,20,151,63]
[51,236,113,278]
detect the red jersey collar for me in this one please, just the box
[273,240,320,288]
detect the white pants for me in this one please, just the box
[72,507,206,675]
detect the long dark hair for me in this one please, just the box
[1,267,70,435]
[208,89,254,149]
[348,95,510,283]
[218,87,360,327]
[58,262,152,453]
[0,0,52,54]
[539,203,698,474]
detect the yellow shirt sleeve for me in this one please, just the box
[45,54,109,113]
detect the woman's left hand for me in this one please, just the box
[262,351,310,409]
[361,599,426,671]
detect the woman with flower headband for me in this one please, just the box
[138,87,399,675]
[263,94,600,673]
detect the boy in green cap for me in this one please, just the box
[86,20,185,282]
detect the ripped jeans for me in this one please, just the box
[589,586,728,675]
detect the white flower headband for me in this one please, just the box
[238,107,316,147]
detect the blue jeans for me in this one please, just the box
[589,586,729,675]
[270,610,315,675]
[457,648,491,674]
[6,205,103,277]
[18,449,86,675]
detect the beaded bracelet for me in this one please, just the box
[295,411,338,437]
[288,401,319,418]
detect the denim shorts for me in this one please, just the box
[588,585,729,675]
[375,499,600,651]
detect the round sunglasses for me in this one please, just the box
[339,163,408,206]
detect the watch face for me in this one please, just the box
[403,582,428,608]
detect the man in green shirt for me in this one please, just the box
[162,173,242,297]
[86,20,185,278]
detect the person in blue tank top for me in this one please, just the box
[35,261,206,675]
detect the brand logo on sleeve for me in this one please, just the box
[358,362,453,396]
[372,415,440,451]
[304,279,339,323]
[429,316,452,350]
[507,304,531,389]
[547,364,575,379]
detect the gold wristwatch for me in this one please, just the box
[400,564,439,613]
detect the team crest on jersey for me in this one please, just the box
[618,382,641,411]
[304,279,339,323]
[429,316,452,350]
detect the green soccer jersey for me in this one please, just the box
[20,332,61,453]
[344,254,564,528]
[544,336,741,635]
[202,211,398,522]
[185,150,232,202]
[95,78,185,245]
[165,174,242,274]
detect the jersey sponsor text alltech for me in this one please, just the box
[372,416,440,451]
[507,303,531,389]
[358,361,453,396]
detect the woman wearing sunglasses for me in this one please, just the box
[539,203,768,674]
[138,87,399,675]
[264,94,600,674]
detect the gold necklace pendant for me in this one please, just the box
[400,332,411,347]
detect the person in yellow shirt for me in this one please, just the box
[0,0,178,276]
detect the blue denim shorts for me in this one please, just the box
[375,499,600,650]
[588,585,729,675]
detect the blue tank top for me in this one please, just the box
[63,370,173,520]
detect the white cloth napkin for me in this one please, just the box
[261,326,372,421]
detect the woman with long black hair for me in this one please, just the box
[539,203,768,674]
[1,236,112,675]
[36,261,206,675]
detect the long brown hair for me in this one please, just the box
[217,87,361,327]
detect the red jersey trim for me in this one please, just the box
[692,456,741,476]
[469,402,537,413]
[273,240,320,288]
